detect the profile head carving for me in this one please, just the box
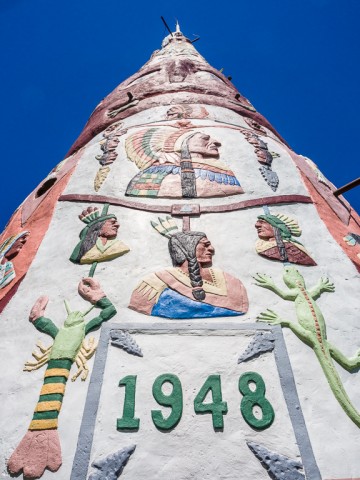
[255,212,316,266]
[0,231,29,289]
[70,204,129,265]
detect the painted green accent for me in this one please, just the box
[151,373,183,430]
[50,319,86,361]
[85,298,116,334]
[193,374,228,430]
[255,266,360,428]
[39,393,64,402]
[89,262,98,278]
[32,410,59,420]
[43,376,67,385]
[117,375,140,431]
[34,317,59,339]
[238,372,275,430]
[47,359,72,370]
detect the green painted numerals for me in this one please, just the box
[117,375,140,431]
[151,374,183,430]
[238,371,275,430]
[194,374,228,429]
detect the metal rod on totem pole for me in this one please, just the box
[333,177,360,197]
[160,16,173,36]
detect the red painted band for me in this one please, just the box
[59,194,312,215]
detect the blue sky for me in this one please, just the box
[0,0,359,231]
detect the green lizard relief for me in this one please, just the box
[254,266,360,428]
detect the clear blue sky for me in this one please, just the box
[0,0,359,231]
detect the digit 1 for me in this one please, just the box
[194,374,228,430]
[151,374,183,430]
[238,371,275,430]
[117,375,140,431]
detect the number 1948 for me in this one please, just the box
[117,372,274,432]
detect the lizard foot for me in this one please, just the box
[253,273,276,291]
[257,309,283,325]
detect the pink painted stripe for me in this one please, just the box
[59,194,312,215]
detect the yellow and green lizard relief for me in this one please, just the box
[254,266,360,428]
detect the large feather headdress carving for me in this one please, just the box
[125,127,195,170]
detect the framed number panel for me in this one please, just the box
[71,323,321,480]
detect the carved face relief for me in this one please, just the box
[255,220,275,241]
[187,133,221,158]
[195,237,215,267]
[99,218,120,240]
[5,234,29,261]
[70,206,130,268]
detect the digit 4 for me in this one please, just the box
[194,375,228,430]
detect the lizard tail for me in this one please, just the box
[316,350,360,428]
[7,358,71,478]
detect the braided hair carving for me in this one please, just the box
[168,231,207,301]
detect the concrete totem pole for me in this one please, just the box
[1,24,360,480]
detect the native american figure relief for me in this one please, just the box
[0,231,29,289]
[94,121,127,192]
[70,205,129,276]
[166,105,209,120]
[129,217,248,318]
[125,126,243,198]
[255,211,316,266]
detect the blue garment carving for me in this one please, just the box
[151,288,244,319]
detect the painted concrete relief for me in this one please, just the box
[255,210,316,265]
[7,278,117,478]
[94,122,127,191]
[129,217,248,318]
[0,231,29,289]
[70,205,129,276]
[255,266,360,428]
[125,125,243,198]
[241,129,279,191]
[166,104,209,120]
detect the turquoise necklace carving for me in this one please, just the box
[254,266,360,427]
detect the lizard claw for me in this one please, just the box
[253,273,275,290]
[257,308,282,325]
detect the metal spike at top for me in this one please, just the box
[175,20,181,33]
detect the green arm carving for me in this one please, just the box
[33,316,59,339]
[253,273,297,301]
[309,277,335,300]
[85,297,117,335]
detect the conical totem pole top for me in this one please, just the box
[1,25,360,480]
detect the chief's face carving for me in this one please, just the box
[255,220,275,240]
[187,133,221,158]
[196,237,215,266]
[100,218,120,239]
[5,234,29,261]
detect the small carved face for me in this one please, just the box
[187,133,221,158]
[100,218,119,239]
[196,237,215,266]
[5,234,29,260]
[255,220,275,240]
